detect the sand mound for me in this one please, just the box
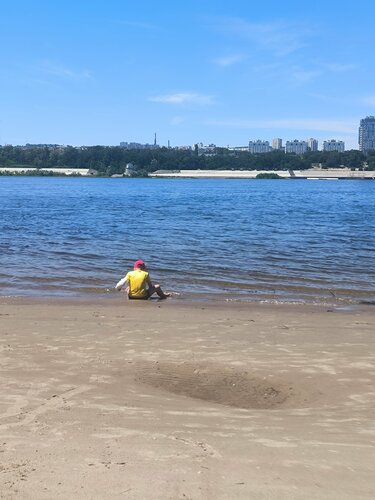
[135,362,295,409]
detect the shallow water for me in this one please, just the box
[0,176,374,305]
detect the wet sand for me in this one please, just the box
[0,297,374,499]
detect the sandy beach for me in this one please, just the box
[0,297,374,499]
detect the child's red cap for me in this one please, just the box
[134,259,145,269]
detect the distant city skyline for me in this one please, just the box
[1,1,375,150]
[7,116,375,154]
[3,134,349,152]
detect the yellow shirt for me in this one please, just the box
[125,269,149,298]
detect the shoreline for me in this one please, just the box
[1,297,375,498]
[1,292,374,313]
[2,168,375,179]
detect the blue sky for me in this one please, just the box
[1,0,374,149]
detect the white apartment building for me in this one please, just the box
[323,140,345,152]
[307,138,318,151]
[272,138,283,150]
[197,143,216,155]
[285,140,308,154]
[248,140,272,154]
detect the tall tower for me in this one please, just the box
[154,133,157,147]
[307,138,318,151]
[359,116,375,154]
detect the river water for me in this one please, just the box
[0,176,374,305]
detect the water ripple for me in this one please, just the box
[0,177,374,303]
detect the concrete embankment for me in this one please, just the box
[150,168,375,179]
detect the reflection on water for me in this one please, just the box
[0,177,374,304]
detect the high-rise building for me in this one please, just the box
[307,138,318,151]
[285,140,308,154]
[272,138,283,150]
[359,116,375,154]
[323,140,345,152]
[248,140,272,153]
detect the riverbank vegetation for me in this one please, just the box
[0,145,374,176]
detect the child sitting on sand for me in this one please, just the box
[115,260,170,300]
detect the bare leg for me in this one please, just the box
[148,284,170,299]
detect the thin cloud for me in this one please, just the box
[291,62,357,82]
[212,54,246,67]
[252,60,355,83]
[149,92,214,105]
[215,17,311,57]
[170,116,186,125]
[291,69,322,83]
[289,60,358,84]
[40,61,92,80]
[207,118,356,134]
[323,63,357,73]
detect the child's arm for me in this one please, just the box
[146,274,153,288]
[115,274,129,291]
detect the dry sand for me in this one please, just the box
[0,297,374,499]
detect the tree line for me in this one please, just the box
[0,145,374,176]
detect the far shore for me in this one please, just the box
[1,296,374,499]
[1,166,375,179]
